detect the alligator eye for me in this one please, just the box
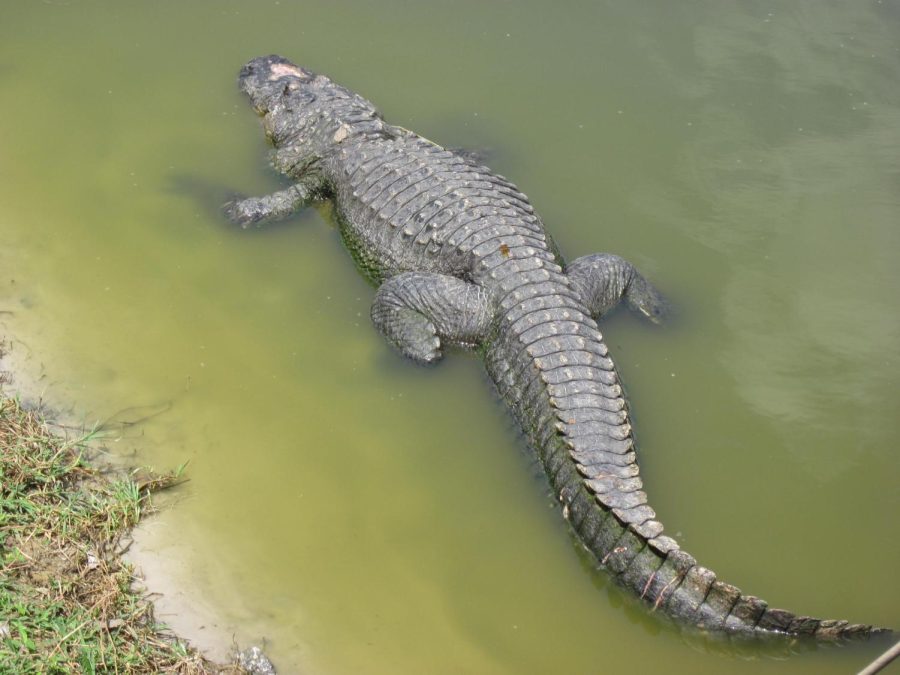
[283,83,291,96]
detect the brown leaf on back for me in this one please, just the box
[499,243,510,257]
[333,124,350,143]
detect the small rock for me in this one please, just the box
[237,645,276,675]
[86,550,100,571]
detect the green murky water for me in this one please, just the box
[2,1,898,672]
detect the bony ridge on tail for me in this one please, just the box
[223,54,892,645]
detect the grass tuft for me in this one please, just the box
[0,396,238,673]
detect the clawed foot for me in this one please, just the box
[222,196,267,228]
[403,315,443,364]
[625,276,670,325]
[221,182,318,227]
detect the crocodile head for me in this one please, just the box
[237,55,317,116]
[237,55,384,177]
[236,55,346,175]
[236,54,332,157]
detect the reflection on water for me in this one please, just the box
[1,1,897,673]
[639,2,900,481]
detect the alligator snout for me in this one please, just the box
[240,55,312,82]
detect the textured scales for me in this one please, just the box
[225,55,890,644]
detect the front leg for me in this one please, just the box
[567,253,668,323]
[223,176,324,228]
[371,272,493,364]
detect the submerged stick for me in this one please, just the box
[857,640,900,675]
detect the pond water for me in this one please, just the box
[2,1,898,673]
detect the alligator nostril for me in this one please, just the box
[240,64,255,78]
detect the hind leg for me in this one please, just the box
[567,253,668,323]
[371,272,492,364]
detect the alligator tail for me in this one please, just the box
[550,428,893,643]
[486,289,892,644]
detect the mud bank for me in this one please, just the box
[0,341,276,674]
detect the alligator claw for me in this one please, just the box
[630,279,670,325]
[222,196,266,228]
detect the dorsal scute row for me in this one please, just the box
[339,134,547,269]
[347,126,672,580]
[500,298,666,541]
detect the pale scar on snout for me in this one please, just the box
[268,63,309,80]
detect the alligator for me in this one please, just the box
[224,55,889,643]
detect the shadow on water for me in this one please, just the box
[166,172,317,235]
[166,173,250,226]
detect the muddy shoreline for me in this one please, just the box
[0,339,277,674]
